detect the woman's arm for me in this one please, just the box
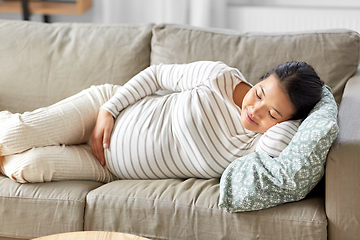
[91,109,114,165]
[92,61,230,163]
[101,61,230,117]
[256,120,301,158]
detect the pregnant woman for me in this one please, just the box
[0,61,323,183]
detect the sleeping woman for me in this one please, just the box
[0,61,324,183]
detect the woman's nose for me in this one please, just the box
[253,102,265,116]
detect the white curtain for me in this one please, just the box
[99,0,227,28]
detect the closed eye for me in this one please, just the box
[255,91,261,99]
[269,112,277,120]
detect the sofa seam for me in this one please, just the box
[6,19,155,31]
[154,23,356,38]
[0,195,85,203]
[357,32,360,68]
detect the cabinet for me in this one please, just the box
[0,0,92,21]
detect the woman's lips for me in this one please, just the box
[246,109,258,125]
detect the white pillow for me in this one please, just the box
[256,120,301,158]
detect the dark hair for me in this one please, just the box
[262,61,324,120]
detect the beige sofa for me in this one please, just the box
[0,20,359,240]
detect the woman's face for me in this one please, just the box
[240,74,296,133]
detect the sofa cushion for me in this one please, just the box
[219,86,338,212]
[84,178,327,240]
[151,24,360,103]
[0,20,153,114]
[0,175,102,239]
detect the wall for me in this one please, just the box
[0,0,359,34]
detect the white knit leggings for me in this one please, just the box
[0,84,120,183]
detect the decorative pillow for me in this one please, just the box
[219,85,339,212]
[256,120,301,158]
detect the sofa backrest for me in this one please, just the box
[151,24,360,104]
[1,21,359,113]
[0,20,153,113]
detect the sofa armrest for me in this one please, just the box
[326,67,360,240]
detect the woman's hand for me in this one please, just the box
[91,109,114,166]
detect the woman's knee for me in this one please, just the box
[2,148,54,183]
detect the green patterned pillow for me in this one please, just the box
[219,85,339,212]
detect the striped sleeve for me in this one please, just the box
[101,61,228,118]
[256,120,301,158]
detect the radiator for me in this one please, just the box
[228,6,360,33]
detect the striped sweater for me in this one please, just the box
[101,61,261,179]
[256,120,301,158]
